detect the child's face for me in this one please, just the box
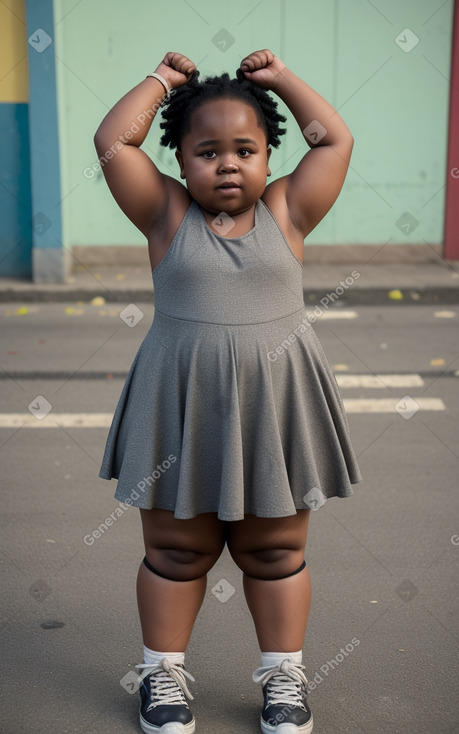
[175,98,271,215]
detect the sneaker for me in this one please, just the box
[252,659,313,734]
[136,657,196,734]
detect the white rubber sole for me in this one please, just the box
[260,714,314,734]
[139,715,196,734]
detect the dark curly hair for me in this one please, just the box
[159,70,287,151]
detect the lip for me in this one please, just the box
[216,181,241,190]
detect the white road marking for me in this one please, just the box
[343,398,445,413]
[305,310,358,319]
[0,394,446,427]
[0,413,113,428]
[336,374,424,388]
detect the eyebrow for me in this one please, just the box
[194,138,258,149]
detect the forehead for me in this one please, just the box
[184,97,267,142]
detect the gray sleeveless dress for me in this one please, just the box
[99,198,362,520]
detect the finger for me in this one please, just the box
[165,52,196,74]
[240,51,259,70]
[167,52,186,70]
[241,49,273,70]
[255,49,273,67]
[183,61,197,75]
[176,55,196,75]
[240,54,259,71]
[163,51,181,68]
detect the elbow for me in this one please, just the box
[344,130,354,159]
[332,131,354,165]
[94,118,111,147]
[93,128,104,152]
[93,129,112,157]
[343,126,354,147]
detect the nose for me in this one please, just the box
[218,157,239,173]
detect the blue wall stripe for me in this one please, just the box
[0,103,32,277]
[25,0,62,252]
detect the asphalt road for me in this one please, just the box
[1,302,458,734]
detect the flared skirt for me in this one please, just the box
[99,307,362,520]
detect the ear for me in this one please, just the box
[175,150,186,179]
[267,146,272,177]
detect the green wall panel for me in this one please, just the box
[53,0,453,249]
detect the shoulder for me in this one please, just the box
[147,177,193,270]
[149,176,192,238]
[261,179,305,263]
[162,175,193,220]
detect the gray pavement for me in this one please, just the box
[1,302,458,733]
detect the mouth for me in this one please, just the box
[217,181,241,191]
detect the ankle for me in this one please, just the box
[261,650,302,667]
[143,645,185,667]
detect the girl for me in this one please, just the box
[96,49,362,734]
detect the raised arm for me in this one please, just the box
[240,50,353,238]
[93,53,196,238]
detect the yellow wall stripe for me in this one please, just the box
[0,0,29,102]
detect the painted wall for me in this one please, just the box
[53,0,454,250]
[0,0,455,279]
[0,0,32,277]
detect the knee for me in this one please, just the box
[228,546,306,580]
[145,547,222,582]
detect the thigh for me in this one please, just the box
[226,511,311,578]
[140,508,226,555]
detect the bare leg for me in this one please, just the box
[137,509,226,651]
[227,511,311,652]
[137,563,208,651]
[243,565,311,651]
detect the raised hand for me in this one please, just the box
[154,52,197,89]
[238,49,287,89]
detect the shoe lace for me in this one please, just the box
[252,659,309,710]
[136,658,195,710]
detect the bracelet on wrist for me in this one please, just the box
[146,72,172,96]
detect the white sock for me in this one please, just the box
[261,650,302,668]
[143,645,185,666]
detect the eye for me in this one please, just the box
[238,148,251,157]
[201,150,216,159]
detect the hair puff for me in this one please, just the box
[159,70,287,150]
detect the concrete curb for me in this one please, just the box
[0,286,458,304]
[303,287,459,305]
[1,263,459,304]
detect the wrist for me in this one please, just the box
[146,71,172,96]
[269,65,292,93]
